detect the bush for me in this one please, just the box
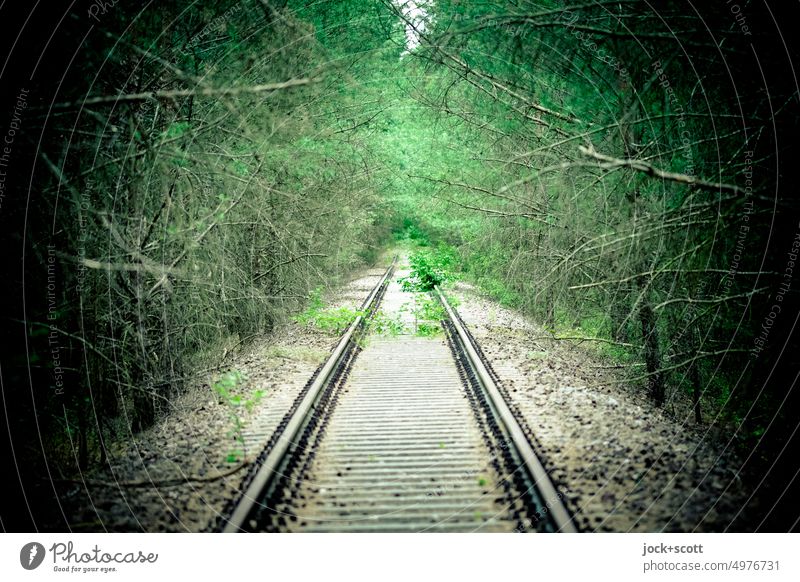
[400,247,457,291]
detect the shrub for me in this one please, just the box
[400,247,457,291]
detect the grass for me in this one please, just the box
[414,294,446,321]
[473,276,521,308]
[294,287,365,335]
[415,322,442,337]
[410,294,445,337]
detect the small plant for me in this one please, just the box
[414,294,446,320]
[409,294,444,337]
[370,311,406,336]
[213,370,265,463]
[399,247,457,292]
[443,291,460,309]
[299,306,364,334]
[416,322,442,337]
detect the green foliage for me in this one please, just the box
[19,0,392,477]
[400,248,458,292]
[370,0,791,461]
[414,294,446,321]
[474,276,521,308]
[13,0,796,531]
[365,295,445,337]
[295,288,365,335]
[213,370,265,463]
[394,219,431,246]
[369,311,406,336]
[163,121,190,139]
[415,322,442,337]
[406,295,443,337]
[296,306,365,335]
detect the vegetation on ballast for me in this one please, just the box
[212,370,264,463]
[294,288,366,335]
[400,248,458,292]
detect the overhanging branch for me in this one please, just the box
[579,144,745,194]
[48,77,317,111]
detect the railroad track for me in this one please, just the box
[219,258,577,533]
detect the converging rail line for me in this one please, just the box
[220,258,577,533]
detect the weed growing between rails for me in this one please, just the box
[291,249,460,340]
[399,246,458,292]
[370,309,407,336]
[359,299,443,339]
[412,294,446,337]
[391,246,463,337]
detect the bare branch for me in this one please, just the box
[602,349,755,385]
[578,144,745,194]
[531,335,636,348]
[434,195,554,226]
[410,174,545,213]
[253,254,328,282]
[48,77,317,111]
[442,1,641,36]
[569,270,778,290]
[77,258,187,278]
[653,288,769,311]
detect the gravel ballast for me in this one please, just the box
[51,265,387,532]
[451,281,753,532]
[51,261,753,532]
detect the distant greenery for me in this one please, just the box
[394,219,431,246]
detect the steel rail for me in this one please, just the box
[435,286,578,533]
[222,259,396,532]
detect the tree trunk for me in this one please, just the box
[638,289,665,406]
